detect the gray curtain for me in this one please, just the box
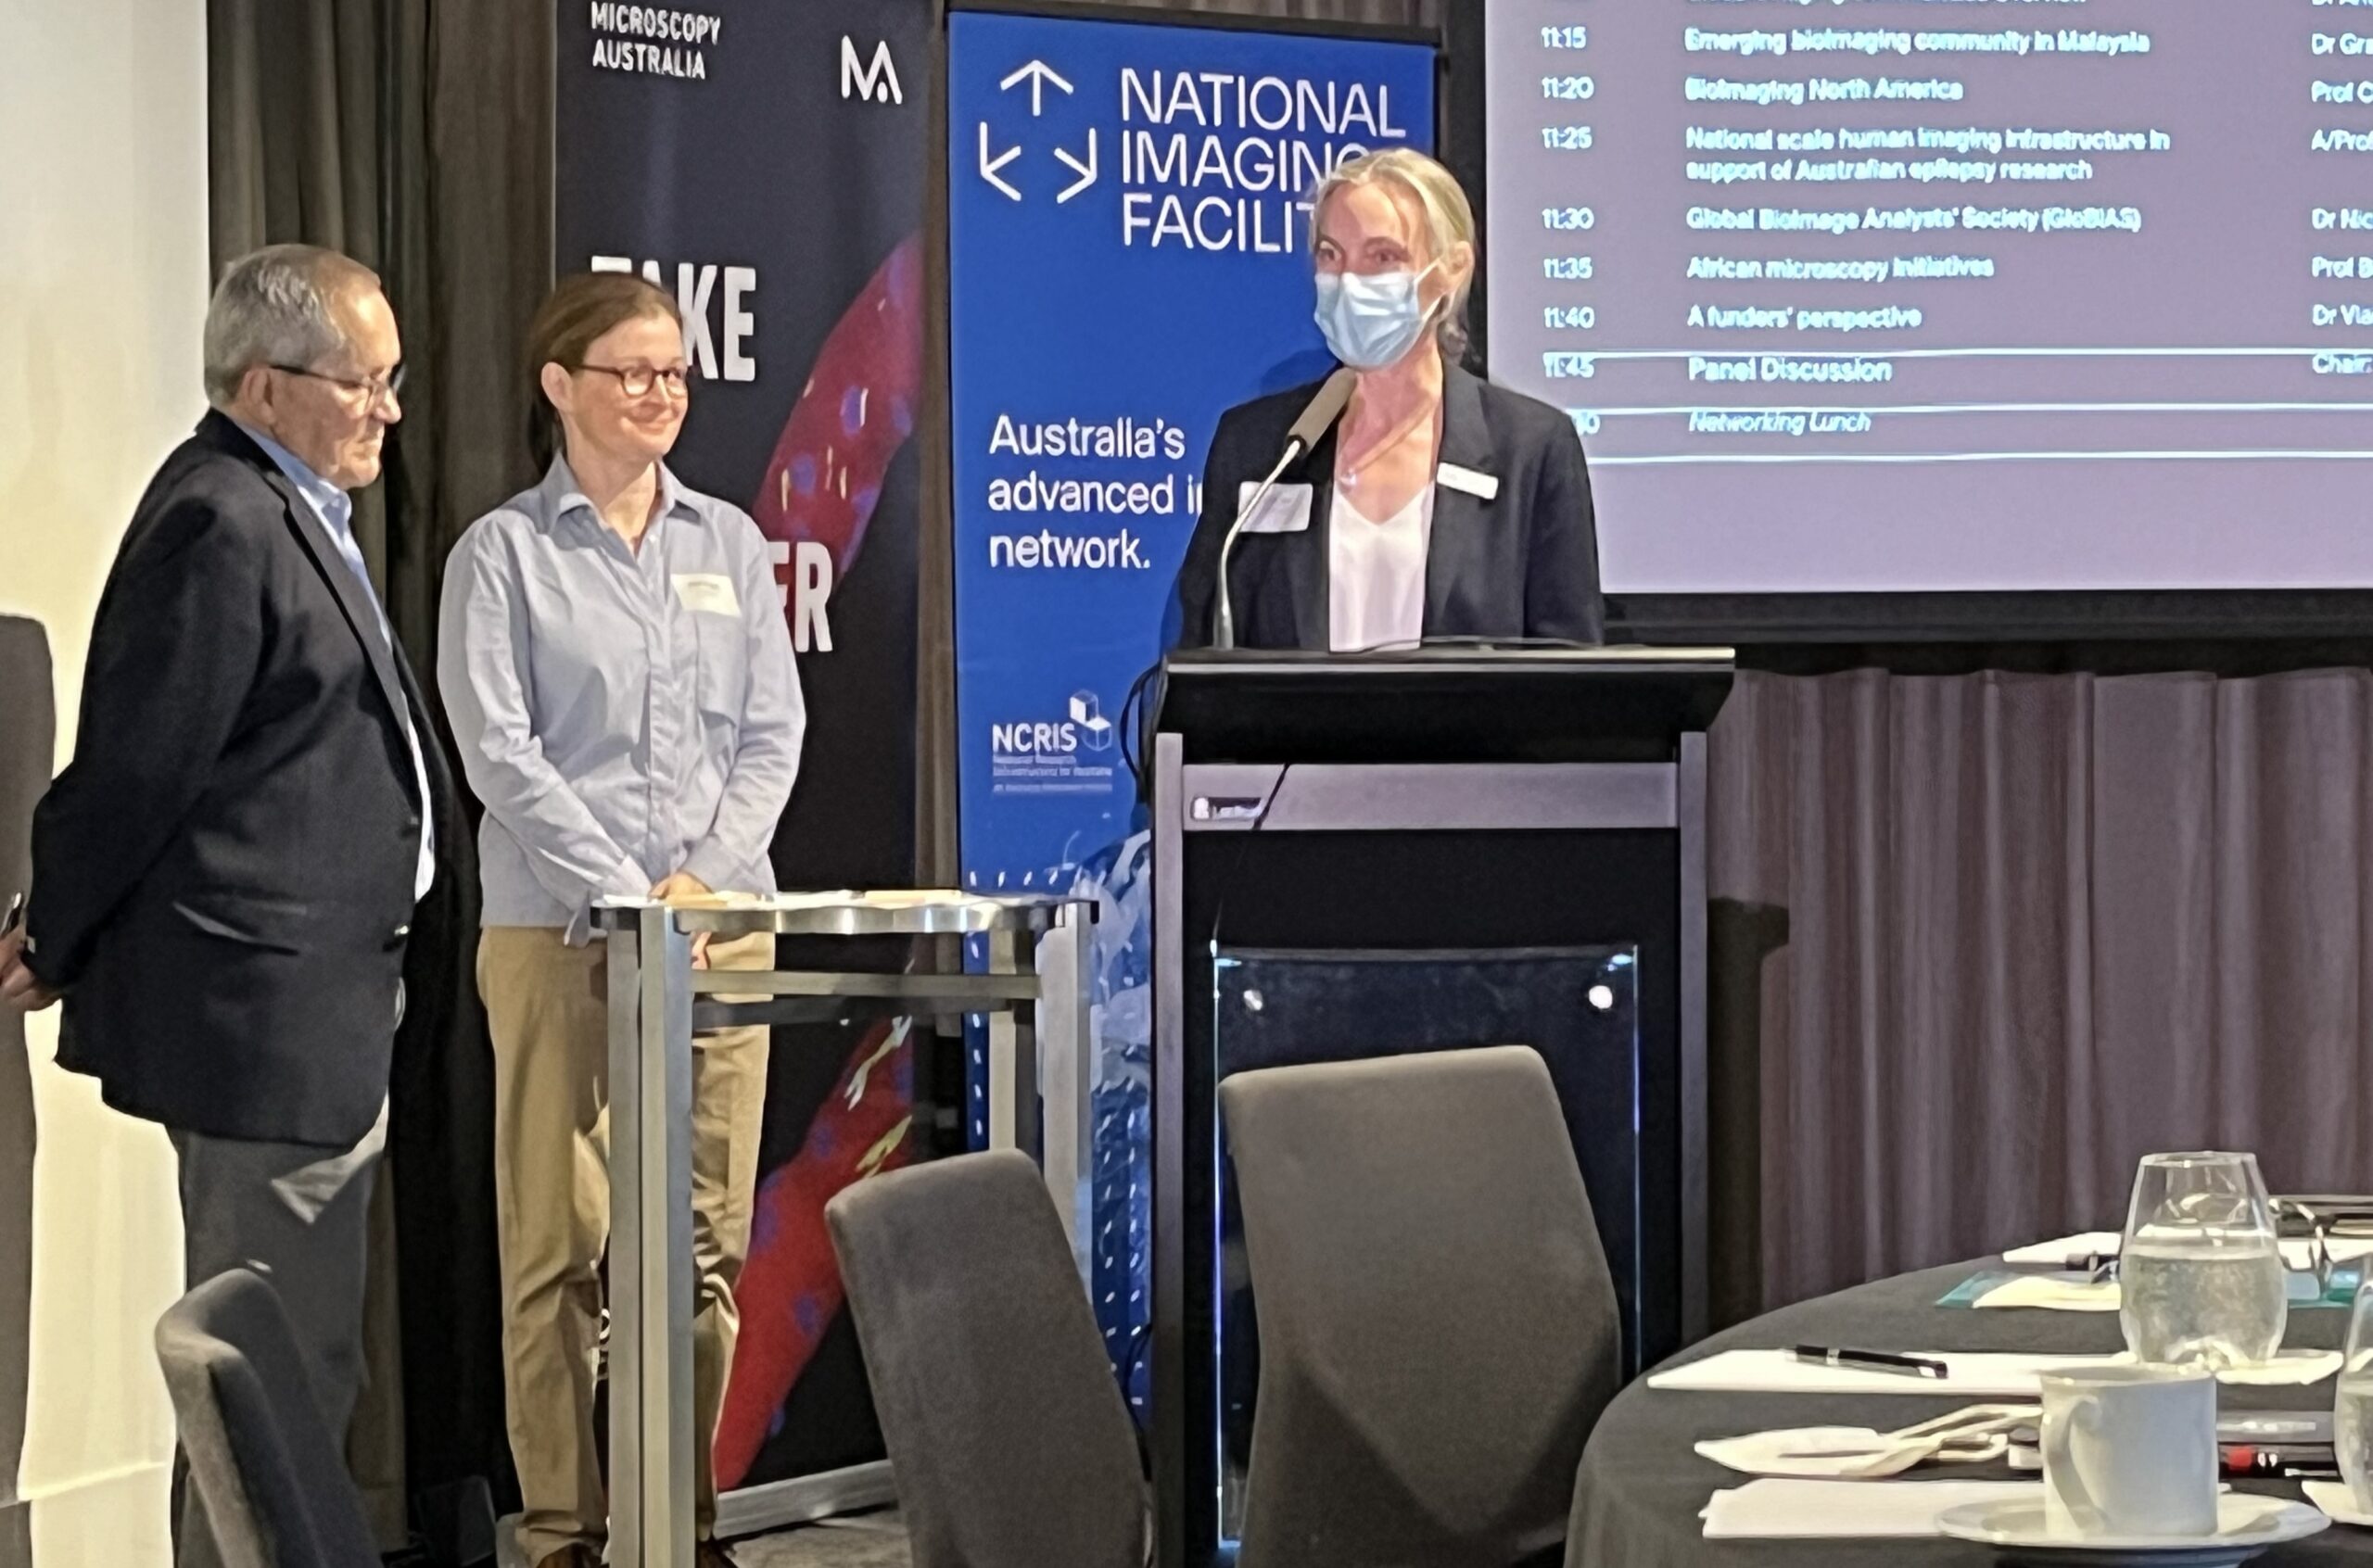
[208,0,399,586]
[1707,666,2373,1318]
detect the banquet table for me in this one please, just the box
[1567,1258,2372,1566]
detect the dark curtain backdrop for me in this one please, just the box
[208,0,551,1537]
[1707,664,2373,1321]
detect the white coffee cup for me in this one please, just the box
[2039,1363,2217,1537]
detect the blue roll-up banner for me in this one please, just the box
[945,7,1437,1410]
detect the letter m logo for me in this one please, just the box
[840,37,902,104]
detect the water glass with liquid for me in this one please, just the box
[2339,1273,2373,1511]
[2119,1150,2286,1371]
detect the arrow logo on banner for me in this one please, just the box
[1053,129,1098,203]
[999,58,1072,116]
[977,121,1022,201]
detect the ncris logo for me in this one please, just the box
[990,690,1114,758]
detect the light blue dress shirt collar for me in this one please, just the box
[236,420,357,539]
[537,454,697,540]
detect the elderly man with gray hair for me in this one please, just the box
[0,243,450,1561]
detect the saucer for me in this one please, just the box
[1935,1494,2328,1566]
[2301,1480,2373,1527]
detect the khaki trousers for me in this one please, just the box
[478,927,772,1563]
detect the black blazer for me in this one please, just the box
[26,411,453,1146]
[1171,362,1605,651]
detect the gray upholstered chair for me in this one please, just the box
[1218,1044,1622,1568]
[826,1149,1148,1568]
[154,1268,380,1568]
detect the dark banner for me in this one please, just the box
[555,0,930,1491]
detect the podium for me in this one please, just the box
[1147,648,1735,1568]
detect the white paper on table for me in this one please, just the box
[2001,1232,2122,1265]
[1651,1347,2341,1396]
[1973,1274,2121,1312]
[1700,1479,2043,1539]
[1651,1349,2102,1397]
[2303,1480,2373,1527]
[2003,1231,2373,1271]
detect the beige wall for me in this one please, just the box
[0,0,209,1560]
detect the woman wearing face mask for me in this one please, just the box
[1173,147,1604,651]
[437,272,804,1568]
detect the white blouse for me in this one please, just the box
[1328,483,1437,652]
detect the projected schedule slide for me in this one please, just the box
[1484,0,2373,591]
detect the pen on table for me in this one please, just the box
[1,892,22,941]
[1792,1345,1949,1380]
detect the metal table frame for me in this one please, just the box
[595,891,1094,1565]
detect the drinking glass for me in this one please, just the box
[2118,1151,2286,1370]
[2339,1274,2373,1510]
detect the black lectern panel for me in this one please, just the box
[1180,831,1680,1563]
[1151,648,1732,1568]
[1157,647,1734,765]
[1210,944,1642,1543]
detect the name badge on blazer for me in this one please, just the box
[1438,462,1500,500]
[1236,482,1314,535]
[672,573,741,615]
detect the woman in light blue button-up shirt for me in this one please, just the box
[437,272,803,1568]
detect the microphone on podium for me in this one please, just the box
[1211,367,1357,650]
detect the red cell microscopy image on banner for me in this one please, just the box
[717,1016,916,1487]
[752,233,922,584]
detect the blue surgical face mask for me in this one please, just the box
[1313,260,1441,371]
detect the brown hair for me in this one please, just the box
[523,271,684,467]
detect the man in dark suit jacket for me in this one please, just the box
[0,244,450,1556]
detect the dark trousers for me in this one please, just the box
[168,1098,387,1568]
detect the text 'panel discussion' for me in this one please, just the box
[6,0,2373,1565]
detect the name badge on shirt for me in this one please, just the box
[1438,462,1500,501]
[672,573,740,616]
[1236,482,1313,535]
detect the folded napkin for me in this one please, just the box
[2209,1348,2343,1385]
[2303,1480,2373,1527]
[1652,1347,2342,1396]
[1701,1478,2042,1539]
[1696,1426,1894,1479]
[1695,1420,2019,1479]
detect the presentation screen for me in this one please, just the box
[1483,1,2373,595]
